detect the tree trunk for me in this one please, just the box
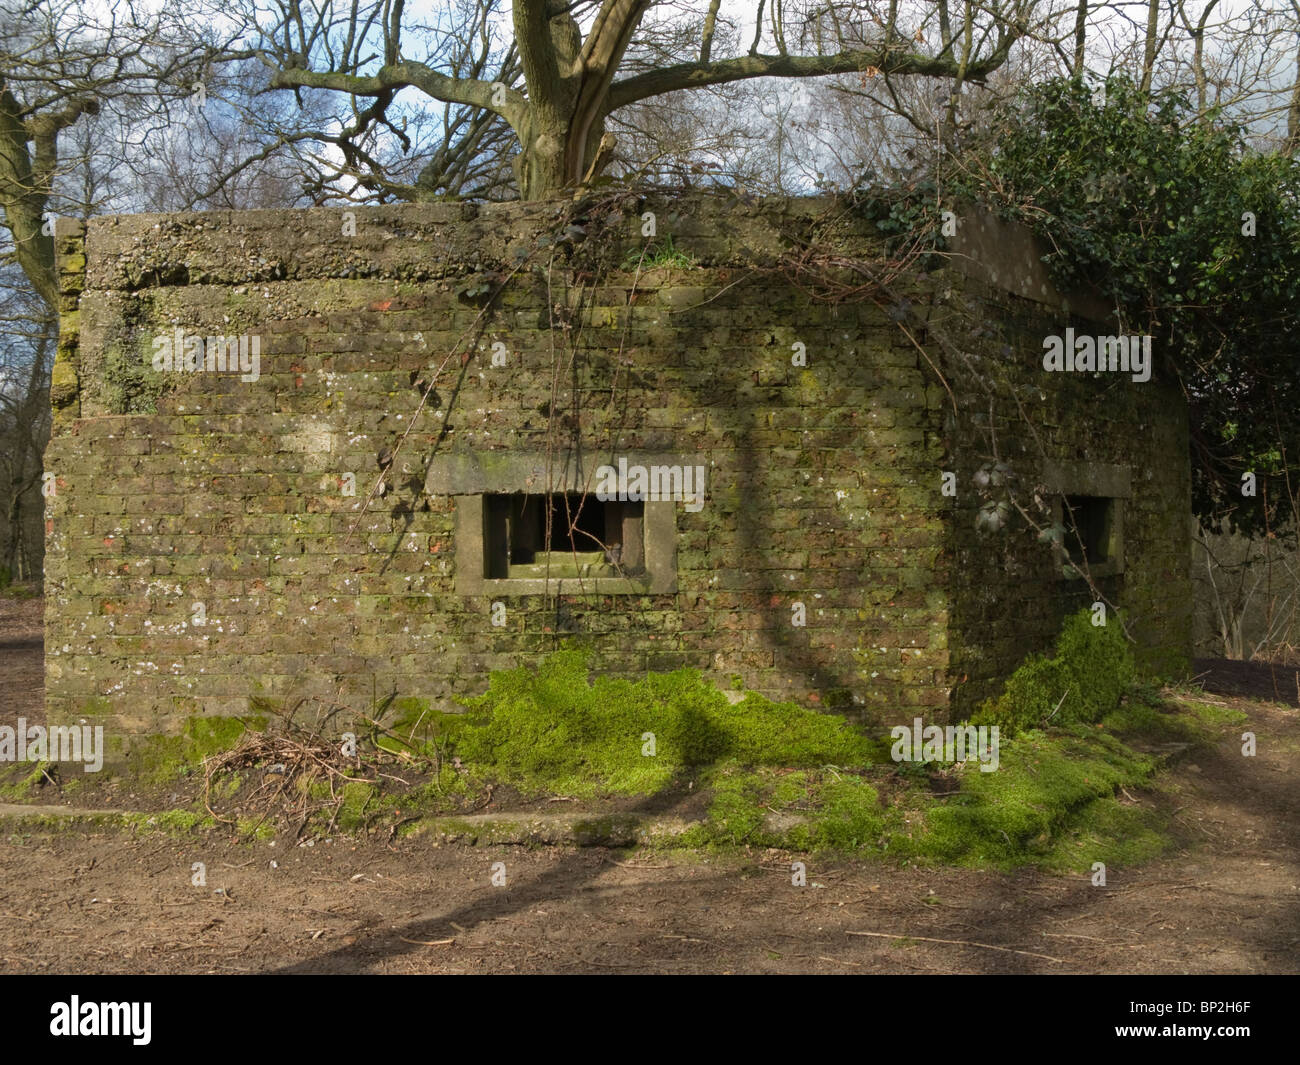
[512,101,614,198]
[1140,0,1160,95]
[1072,0,1088,76]
[513,118,612,199]
[514,121,570,199]
[1288,30,1300,151]
[0,88,57,307]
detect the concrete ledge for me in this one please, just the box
[68,193,1109,316]
[0,803,695,847]
[0,803,121,819]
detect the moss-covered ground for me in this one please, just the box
[1,612,1248,872]
[369,630,1242,871]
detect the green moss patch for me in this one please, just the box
[127,714,266,787]
[664,713,1200,872]
[410,647,1236,870]
[972,608,1136,736]
[58,644,1241,872]
[897,726,1159,866]
[0,762,53,801]
[450,649,877,798]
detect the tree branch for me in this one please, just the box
[267,60,525,127]
[607,39,1019,112]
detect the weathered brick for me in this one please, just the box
[47,196,1193,737]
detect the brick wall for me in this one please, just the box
[45,195,1192,737]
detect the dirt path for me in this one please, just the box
[3,599,1297,974]
[1193,657,1300,708]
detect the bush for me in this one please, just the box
[1055,608,1135,723]
[973,609,1136,736]
[972,655,1074,734]
[957,75,1300,535]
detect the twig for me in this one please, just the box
[602,857,675,869]
[845,930,1063,963]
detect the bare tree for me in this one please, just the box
[1195,520,1300,662]
[256,0,1036,200]
[0,0,249,578]
[219,0,525,204]
[0,263,50,582]
[0,0,240,302]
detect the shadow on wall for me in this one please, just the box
[417,265,938,722]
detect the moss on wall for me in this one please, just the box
[46,194,1192,739]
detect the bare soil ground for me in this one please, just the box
[1194,656,1300,708]
[2,598,1297,974]
[0,592,42,735]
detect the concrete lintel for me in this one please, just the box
[1040,461,1132,499]
[426,450,707,498]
